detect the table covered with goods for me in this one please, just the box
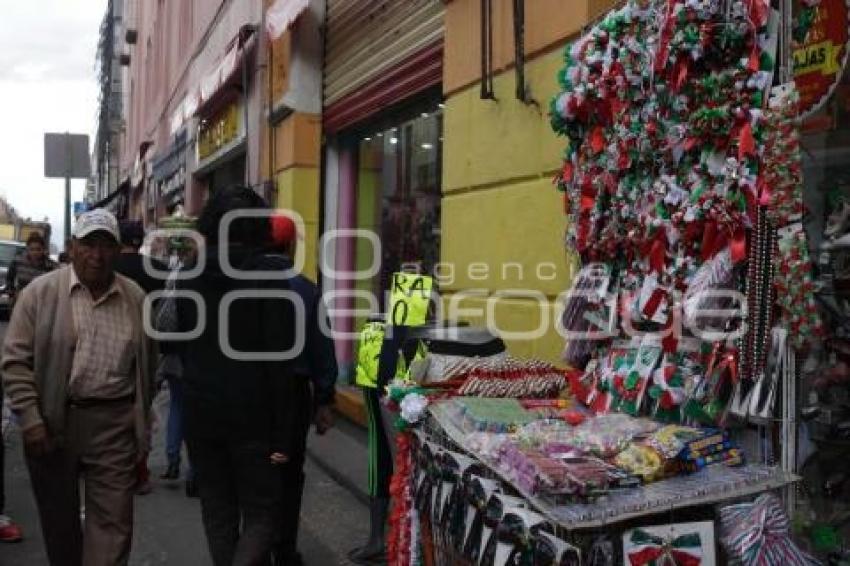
[384,353,807,566]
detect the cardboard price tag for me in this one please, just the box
[387,273,433,327]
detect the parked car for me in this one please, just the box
[0,240,26,319]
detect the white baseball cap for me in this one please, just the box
[73,209,120,242]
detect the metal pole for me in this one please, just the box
[65,176,71,242]
[64,131,72,242]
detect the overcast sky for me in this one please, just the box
[0,0,105,250]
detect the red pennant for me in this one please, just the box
[649,237,666,273]
[738,122,756,160]
[748,47,760,72]
[748,0,769,28]
[731,229,747,263]
[674,57,689,91]
[663,333,679,354]
[642,288,667,319]
[590,126,606,154]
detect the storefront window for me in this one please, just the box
[356,103,443,298]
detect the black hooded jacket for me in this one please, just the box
[176,245,298,454]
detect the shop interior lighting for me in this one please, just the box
[421,112,429,118]
[390,137,399,144]
[364,137,372,141]
[438,103,445,109]
[421,143,434,150]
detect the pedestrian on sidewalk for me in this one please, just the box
[113,219,166,496]
[177,186,298,566]
[0,379,23,543]
[153,237,196,495]
[264,214,337,566]
[1,209,155,566]
[6,231,57,309]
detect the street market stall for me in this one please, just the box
[360,0,850,564]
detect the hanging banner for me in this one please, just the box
[793,0,850,120]
[387,272,433,327]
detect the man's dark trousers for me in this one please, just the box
[274,377,312,564]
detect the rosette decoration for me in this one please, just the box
[626,528,704,565]
[386,381,430,431]
[719,493,821,565]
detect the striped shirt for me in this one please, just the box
[66,269,136,401]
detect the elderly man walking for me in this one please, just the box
[2,209,155,566]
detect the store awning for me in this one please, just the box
[195,28,257,116]
[266,0,309,40]
[151,130,188,182]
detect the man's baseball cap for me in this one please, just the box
[73,209,120,242]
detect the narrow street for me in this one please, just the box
[0,322,369,566]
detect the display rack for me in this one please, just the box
[426,402,796,531]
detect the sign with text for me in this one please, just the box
[388,272,433,327]
[794,0,850,120]
[44,133,90,179]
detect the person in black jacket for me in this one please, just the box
[177,186,298,566]
[266,215,337,566]
[113,219,166,496]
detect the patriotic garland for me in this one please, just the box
[387,432,415,566]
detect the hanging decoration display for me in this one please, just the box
[551,0,823,428]
[792,0,850,120]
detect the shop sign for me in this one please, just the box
[387,272,433,327]
[160,164,186,203]
[197,102,241,162]
[794,0,850,120]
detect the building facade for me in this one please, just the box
[113,0,621,375]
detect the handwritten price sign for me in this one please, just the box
[387,273,433,327]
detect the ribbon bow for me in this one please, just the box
[627,528,703,566]
[720,494,820,566]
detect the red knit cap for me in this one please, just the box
[270,214,297,247]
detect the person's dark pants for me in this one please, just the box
[165,376,185,467]
[0,425,5,514]
[187,432,281,566]
[364,386,393,498]
[274,379,312,563]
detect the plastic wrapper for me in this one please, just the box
[614,445,664,483]
[449,398,537,434]
[567,413,659,458]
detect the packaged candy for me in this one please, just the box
[451,398,537,434]
[568,413,659,458]
[614,445,664,483]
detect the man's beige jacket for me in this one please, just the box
[1,265,156,454]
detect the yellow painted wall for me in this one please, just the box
[275,166,320,281]
[440,1,609,363]
[0,224,15,240]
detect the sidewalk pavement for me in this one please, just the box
[1,385,372,565]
